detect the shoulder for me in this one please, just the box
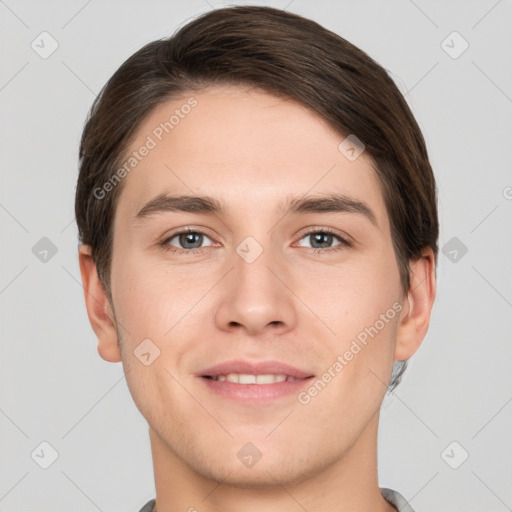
[137,498,155,512]
[380,487,416,512]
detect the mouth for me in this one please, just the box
[197,360,315,403]
[202,374,307,384]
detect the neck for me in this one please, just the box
[148,410,396,512]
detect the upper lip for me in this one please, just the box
[199,360,314,379]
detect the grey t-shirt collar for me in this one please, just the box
[138,487,414,511]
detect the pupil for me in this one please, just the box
[313,233,332,248]
[180,232,202,248]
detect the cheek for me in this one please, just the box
[110,252,204,342]
[299,248,401,339]
[303,246,401,400]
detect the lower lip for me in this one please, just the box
[199,377,313,403]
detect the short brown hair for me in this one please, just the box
[75,6,438,390]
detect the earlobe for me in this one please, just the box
[394,247,437,361]
[78,245,122,363]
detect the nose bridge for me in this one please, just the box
[233,233,283,306]
[235,234,278,290]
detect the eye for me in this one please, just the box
[159,227,351,255]
[296,229,351,252]
[161,228,214,253]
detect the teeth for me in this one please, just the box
[210,373,300,384]
[257,374,284,384]
[239,374,256,384]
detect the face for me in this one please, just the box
[107,85,405,486]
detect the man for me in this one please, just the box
[76,6,437,511]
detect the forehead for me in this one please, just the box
[114,85,388,227]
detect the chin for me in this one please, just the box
[190,444,325,489]
[202,462,310,489]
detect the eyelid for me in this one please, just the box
[161,225,214,239]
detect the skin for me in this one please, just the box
[79,85,436,512]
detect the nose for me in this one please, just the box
[214,242,297,337]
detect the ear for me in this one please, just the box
[78,245,121,363]
[394,247,436,361]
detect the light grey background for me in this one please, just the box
[1,1,511,511]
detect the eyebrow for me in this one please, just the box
[135,193,378,227]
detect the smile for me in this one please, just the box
[203,374,305,384]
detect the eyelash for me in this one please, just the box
[159,227,352,256]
